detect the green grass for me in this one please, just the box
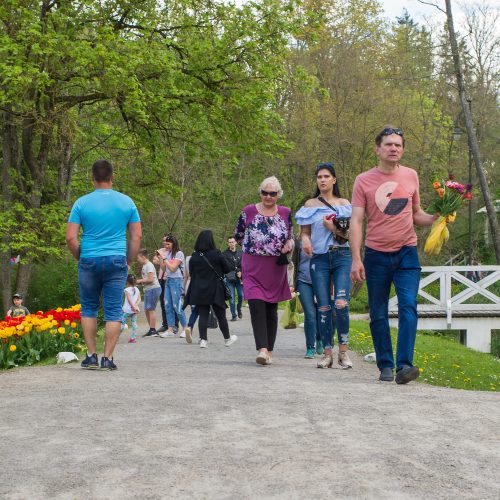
[349,320,500,392]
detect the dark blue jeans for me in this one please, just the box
[227,279,243,318]
[188,305,199,328]
[310,248,351,350]
[364,245,421,371]
[297,280,320,349]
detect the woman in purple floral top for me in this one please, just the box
[234,176,294,366]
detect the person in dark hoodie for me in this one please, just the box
[184,230,238,349]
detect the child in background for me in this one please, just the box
[137,248,162,337]
[121,274,141,344]
[7,293,30,318]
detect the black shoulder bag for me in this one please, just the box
[199,252,232,300]
[317,196,350,245]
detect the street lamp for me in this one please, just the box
[450,101,473,266]
[467,99,472,266]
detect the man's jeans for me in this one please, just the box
[227,279,243,318]
[78,255,128,322]
[364,245,421,371]
[165,277,187,327]
[310,248,351,350]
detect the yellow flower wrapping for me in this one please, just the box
[424,216,450,255]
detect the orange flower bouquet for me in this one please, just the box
[424,175,472,256]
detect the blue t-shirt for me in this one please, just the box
[68,189,141,258]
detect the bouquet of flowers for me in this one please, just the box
[424,175,472,256]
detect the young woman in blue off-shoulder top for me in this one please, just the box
[295,163,353,370]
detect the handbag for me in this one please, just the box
[276,252,291,266]
[318,196,350,244]
[207,307,218,329]
[200,252,232,300]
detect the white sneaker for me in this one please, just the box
[179,331,186,338]
[199,340,208,348]
[185,327,192,344]
[224,335,238,347]
[159,331,175,338]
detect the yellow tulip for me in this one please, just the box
[70,322,77,328]
[58,327,65,334]
[64,319,70,325]
[424,216,449,255]
[9,345,17,352]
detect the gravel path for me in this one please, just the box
[2,307,499,499]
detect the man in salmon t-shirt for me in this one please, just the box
[350,126,436,384]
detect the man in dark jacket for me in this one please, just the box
[222,237,243,321]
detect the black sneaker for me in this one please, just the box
[157,325,168,333]
[100,357,117,371]
[230,316,237,322]
[379,367,394,382]
[395,365,420,385]
[143,329,158,338]
[237,311,242,319]
[81,353,99,370]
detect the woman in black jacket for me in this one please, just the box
[185,230,238,348]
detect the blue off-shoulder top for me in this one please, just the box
[295,205,352,255]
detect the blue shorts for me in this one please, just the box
[144,287,161,311]
[78,255,128,322]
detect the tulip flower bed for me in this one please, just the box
[0,305,84,369]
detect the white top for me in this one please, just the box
[142,261,160,291]
[123,286,140,314]
[165,251,185,279]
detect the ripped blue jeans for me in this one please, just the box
[310,248,351,350]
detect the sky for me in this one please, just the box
[380,0,446,25]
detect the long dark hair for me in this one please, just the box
[194,230,217,252]
[312,162,342,198]
[164,233,180,256]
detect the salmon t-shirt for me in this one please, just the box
[351,166,420,252]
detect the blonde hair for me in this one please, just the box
[258,176,283,198]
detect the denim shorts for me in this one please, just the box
[78,255,128,322]
[144,287,161,311]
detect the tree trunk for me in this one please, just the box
[1,107,16,314]
[444,0,500,263]
[15,261,33,302]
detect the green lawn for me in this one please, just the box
[349,320,500,392]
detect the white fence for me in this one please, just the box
[388,266,500,353]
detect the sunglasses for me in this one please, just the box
[380,127,404,137]
[261,190,278,197]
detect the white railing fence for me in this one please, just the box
[388,266,500,353]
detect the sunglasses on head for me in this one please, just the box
[380,128,404,137]
[261,190,278,197]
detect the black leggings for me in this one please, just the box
[198,304,230,341]
[248,299,278,351]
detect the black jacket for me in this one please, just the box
[222,248,243,281]
[185,250,232,308]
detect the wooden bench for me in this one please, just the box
[388,266,500,353]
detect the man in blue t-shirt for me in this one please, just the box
[66,160,142,371]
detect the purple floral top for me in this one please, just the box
[235,204,293,256]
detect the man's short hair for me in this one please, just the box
[375,125,405,147]
[92,160,113,182]
[138,248,148,258]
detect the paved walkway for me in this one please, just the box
[1,307,499,499]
